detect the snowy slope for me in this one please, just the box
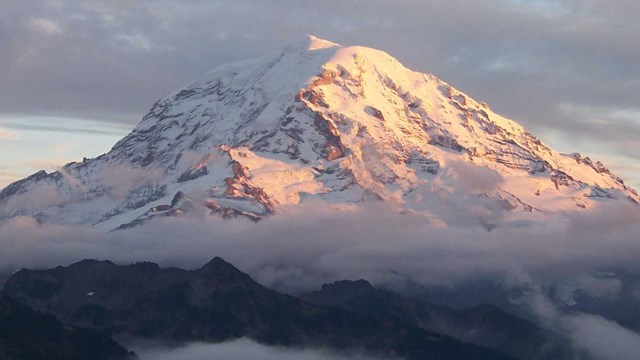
[0,36,637,230]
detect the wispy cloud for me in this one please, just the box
[526,287,640,360]
[0,117,128,189]
[0,169,22,184]
[24,17,63,36]
[0,128,20,140]
[132,338,386,360]
[24,159,73,171]
[116,33,153,52]
[1,122,128,136]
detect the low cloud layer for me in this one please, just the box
[565,314,640,360]
[1,200,640,359]
[132,338,386,360]
[1,201,639,290]
[526,287,640,360]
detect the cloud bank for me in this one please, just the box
[525,287,640,360]
[1,201,639,291]
[132,338,387,360]
[1,200,640,359]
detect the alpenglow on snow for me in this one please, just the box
[0,36,637,230]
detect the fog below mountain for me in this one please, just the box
[131,338,388,360]
[1,201,639,289]
[2,200,640,359]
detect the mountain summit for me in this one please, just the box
[1,36,637,229]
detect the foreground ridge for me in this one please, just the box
[2,257,522,360]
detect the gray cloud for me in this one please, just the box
[1,1,639,144]
[1,199,640,359]
[132,338,387,360]
[564,313,640,360]
[1,200,639,290]
[526,286,640,360]
[1,121,128,136]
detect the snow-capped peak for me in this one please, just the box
[304,35,341,51]
[0,36,637,230]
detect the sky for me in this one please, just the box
[0,0,638,189]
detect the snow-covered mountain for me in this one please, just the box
[1,36,637,230]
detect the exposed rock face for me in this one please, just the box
[2,258,515,360]
[0,35,637,229]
